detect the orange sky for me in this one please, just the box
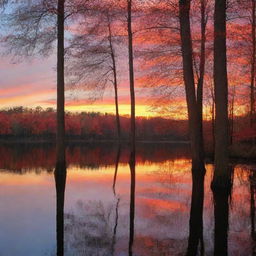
[0,42,249,121]
[0,54,189,119]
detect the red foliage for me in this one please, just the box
[0,108,189,140]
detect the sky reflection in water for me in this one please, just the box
[0,144,255,256]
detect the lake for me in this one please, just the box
[0,143,255,256]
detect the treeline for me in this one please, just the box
[0,107,254,144]
[0,107,189,141]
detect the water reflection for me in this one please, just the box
[0,143,190,172]
[113,145,121,196]
[212,167,233,256]
[129,148,136,256]
[54,161,66,256]
[186,171,205,256]
[250,169,256,255]
[111,145,121,255]
[212,187,230,256]
[0,144,255,255]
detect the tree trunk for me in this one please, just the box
[179,0,205,173]
[56,0,65,164]
[197,0,206,152]
[251,0,256,129]
[127,0,136,149]
[229,90,235,145]
[107,18,121,140]
[212,0,230,188]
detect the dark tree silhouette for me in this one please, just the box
[250,0,256,129]
[179,0,205,173]
[212,0,230,188]
[127,0,136,147]
[67,5,123,140]
[1,0,88,164]
[56,0,65,164]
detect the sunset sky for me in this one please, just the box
[0,51,189,119]
[0,1,251,121]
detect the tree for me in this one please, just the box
[250,0,256,129]
[57,0,65,164]
[127,0,136,148]
[67,4,123,140]
[195,0,207,152]
[212,0,230,188]
[179,0,205,173]
[1,0,87,164]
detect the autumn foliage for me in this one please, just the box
[0,107,255,145]
[0,107,189,141]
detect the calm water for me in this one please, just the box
[0,143,255,256]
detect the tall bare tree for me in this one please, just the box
[1,0,88,164]
[196,0,207,151]
[179,0,205,173]
[57,0,65,164]
[212,0,230,188]
[67,6,122,140]
[250,0,256,129]
[127,0,136,149]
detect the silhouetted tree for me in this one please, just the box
[212,0,230,188]
[1,0,88,164]
[250,0,256,129]
[67,5,123,140]
[127,0,136,147]
[56,0,65,164]
[179,0,205,173]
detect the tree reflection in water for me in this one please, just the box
[54,161,67,256]
[186,170,205,256]
[250,168,256,255]
[212,167,233,256]
[111,145,121,255]
[212,187,230,256]
[2,144,255,255]
[64,146,122,256]
[129,147,136,256]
